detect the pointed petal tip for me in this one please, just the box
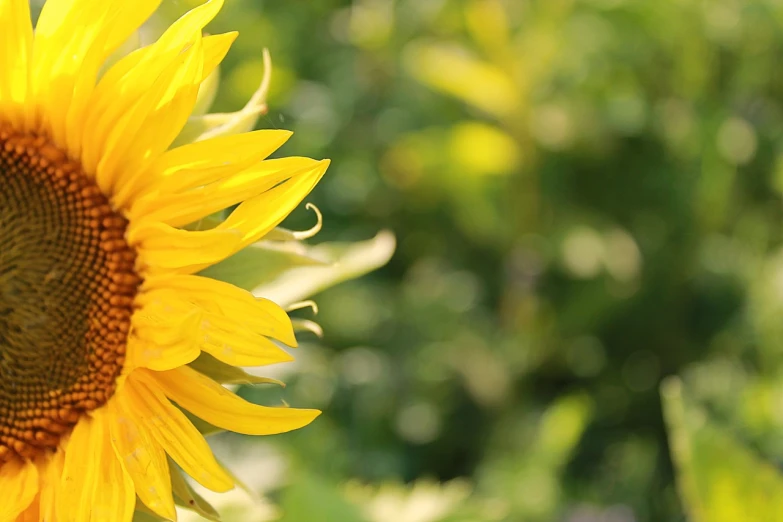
[272,407,322,434]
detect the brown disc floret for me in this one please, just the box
[0,126,139,461]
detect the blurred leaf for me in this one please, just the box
[535,393,593,466]
[200,239,328,293]
[184,355,287,438]
[477,394,592,520]
[253,231,396,308]
[662,378,783,522]
[163,0,783,519]
[464,0,510,56]
[279,471,368,522]
[404,42,519,119]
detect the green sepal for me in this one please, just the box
[132,500,169,522]
[188,352,285,387]
[132,511,167,522]
[183,353,286,437]
[170,462,223,522]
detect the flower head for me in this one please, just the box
[0,0,331,519]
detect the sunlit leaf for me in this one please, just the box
[662,377,783,522]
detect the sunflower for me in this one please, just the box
[0,0,330,519]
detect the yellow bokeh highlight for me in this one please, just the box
[404,42,519,119]
[465,0,511,55]
[449,122,520,177]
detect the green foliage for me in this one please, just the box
[169,0,783,520]
[278,471,368,522]
[475,394,593,520]
[663,378,783,522]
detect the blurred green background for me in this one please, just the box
[168,0,783,520]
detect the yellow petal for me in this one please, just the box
[126,293,203,371]
[57,418,95,520]
[82,0,222,106]
[124,131,295,215]
[202,32,238,81]
[217,159,330,252]
[134,286,293,367]
[58,409,135,522]
[129,221,242,273]
[162,159,330,275]
[169,465,224,520]
[16,497,39,522]
[30,0,163,146]
[29,0,111,134]
[124,372,234,492]
[176,48,272,145]
[198,312,295,367]
[131,158,313,228]
[153,366,321,435]
[0,0,32,128]
[145,274,297,346]
[110,394,176,520]
[38,450,64,522]
[79,0,225,193]
[128,336,202,373]
[95,37,204,197]
[0,458,38,520]
[150,0,224,50]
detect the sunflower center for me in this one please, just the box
[0,126,139,461]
